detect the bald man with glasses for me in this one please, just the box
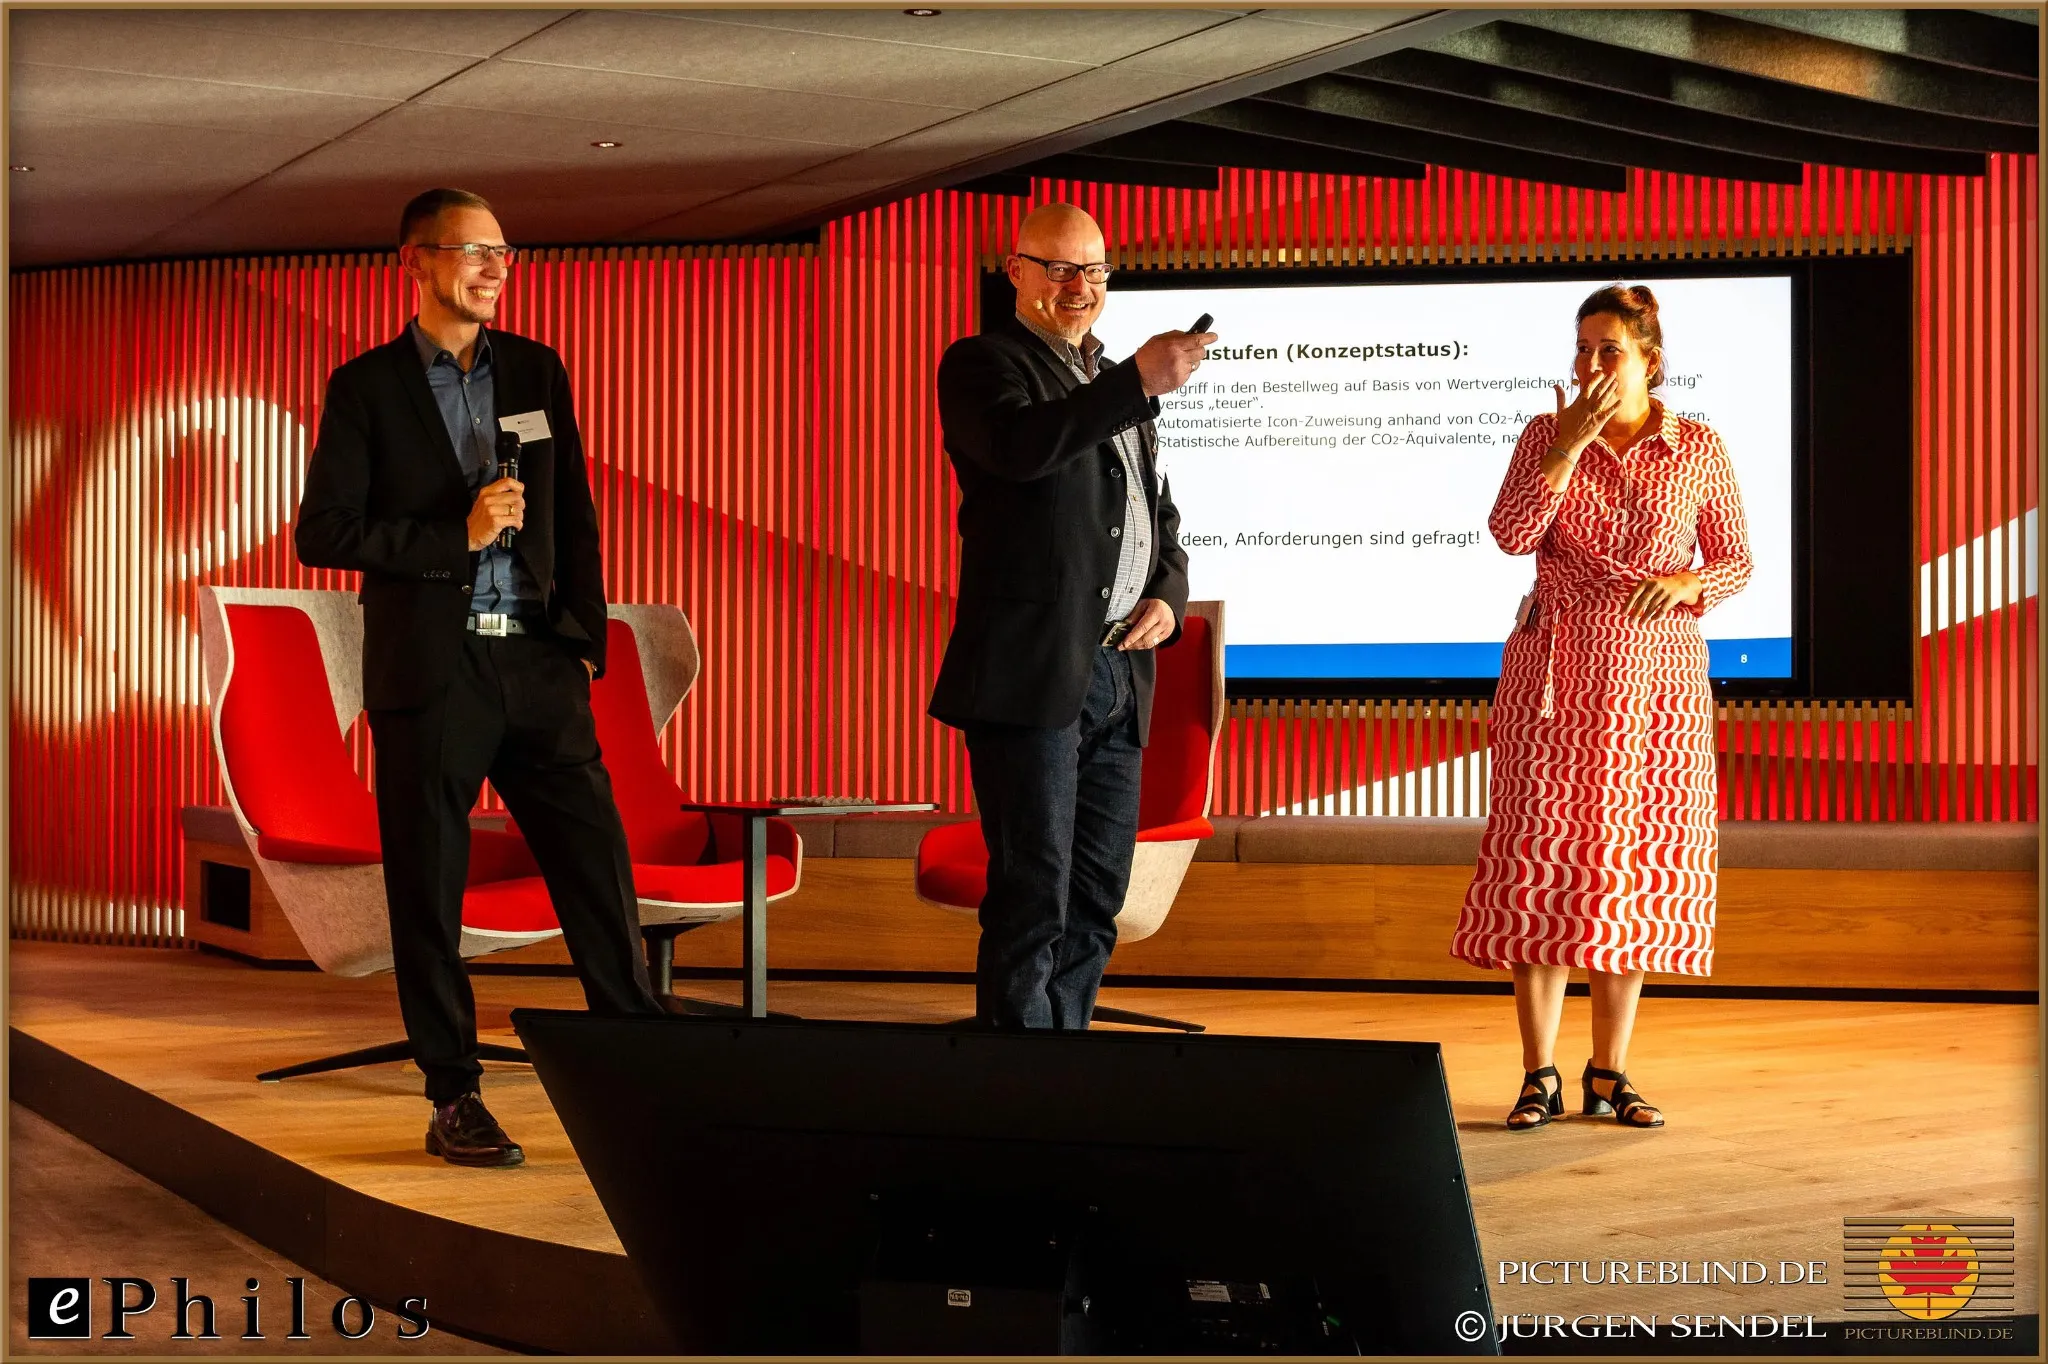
[930,202,1216,1030]
[297,187,665,1167]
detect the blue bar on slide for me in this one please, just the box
[1226,637,1793,680]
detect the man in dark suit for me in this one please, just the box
[297,188,662,1167]
[932,202,1215,1029]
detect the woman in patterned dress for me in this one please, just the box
[1451,285,1752,1131]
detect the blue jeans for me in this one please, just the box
[963,646,1143,1029]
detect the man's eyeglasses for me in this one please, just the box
[415,243,520,264]
[1015,252,1112,284]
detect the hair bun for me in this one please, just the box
[1574,283,1665,390]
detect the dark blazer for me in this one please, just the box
[295,327,609,710]
[930,312,1190,745]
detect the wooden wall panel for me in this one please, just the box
[8,160,2036,945]
[497,858,2039,994]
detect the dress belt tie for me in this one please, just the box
[1531,607,1558,720]
[1521,586,1585,722]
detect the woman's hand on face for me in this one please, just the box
[1627,571,1704,620]
[1551,371,1621,453]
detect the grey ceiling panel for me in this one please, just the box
[8,10,476,102]
[7,148,266,203]
[13,200,224,266]
[865,10,1495,220]
[18,7,2005,265]
[1119,14,1407,80]
[749,62,1202,201]
[489,191,741,246]
[343,104,840,187]
[718,64,1211,229]
[512,11,1084,108]
[621,178,844,241]
[772,168,913,204]
[241,136,704,207]
[131,189,424,259]
[418,59,951,147]
[11,63,397,142]
[6,7,1478,261]
[680,8,1240,65]
[8,111,318,175]
[133,7,571,59]
[136,148,734,258]
[922,63,1224,145]
[9,149,270,260]
[1261,9,1433,33]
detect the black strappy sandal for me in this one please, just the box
[1505,1066,1563,1131]
[1582,1062,1664,1127]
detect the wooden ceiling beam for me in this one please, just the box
[1296,70,1805,184]
[1192,100,1628,192]
[1712,8,2038,80]
[1010,153,1222,193]
[1087,122,1427,180]
[1353,46,1989,177]
[1508,9,2035,130]
[1433,20,2033,154]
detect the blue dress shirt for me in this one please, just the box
[409,319,543,615]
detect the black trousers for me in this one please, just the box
[367,629,660,1104]
[963,647,1144,1030]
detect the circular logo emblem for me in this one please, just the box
[1879,1223,1979,1320]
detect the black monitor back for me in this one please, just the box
[512,1011,1495,1355]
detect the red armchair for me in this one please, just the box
[197,586,561,1081]
[588,606,802,1009]
[914,601,1226,1031]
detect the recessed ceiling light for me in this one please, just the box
[591,140,622,149]
[904,8,940,15]
[8,165,31,173]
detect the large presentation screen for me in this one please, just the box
[1090,270,1797,692]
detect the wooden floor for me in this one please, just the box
[8,941,2039,1341]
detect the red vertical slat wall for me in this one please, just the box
[8,159,2037,945]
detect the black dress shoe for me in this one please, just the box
[425,1092,524,1167]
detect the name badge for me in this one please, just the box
[1514,591,1537,631]
[500,410,552,443]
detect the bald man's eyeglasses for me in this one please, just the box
[1016,253,1113,284]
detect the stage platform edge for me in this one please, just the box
[7,1027,673,1355]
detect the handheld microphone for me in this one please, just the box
[494,431,520,551]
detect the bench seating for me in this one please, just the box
[760,809,2038,873]
[181,805,2038,991]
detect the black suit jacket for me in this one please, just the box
[930,313,1190,745]
[295,327,609,710]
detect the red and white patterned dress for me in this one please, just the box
[1451,404,1752,977]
